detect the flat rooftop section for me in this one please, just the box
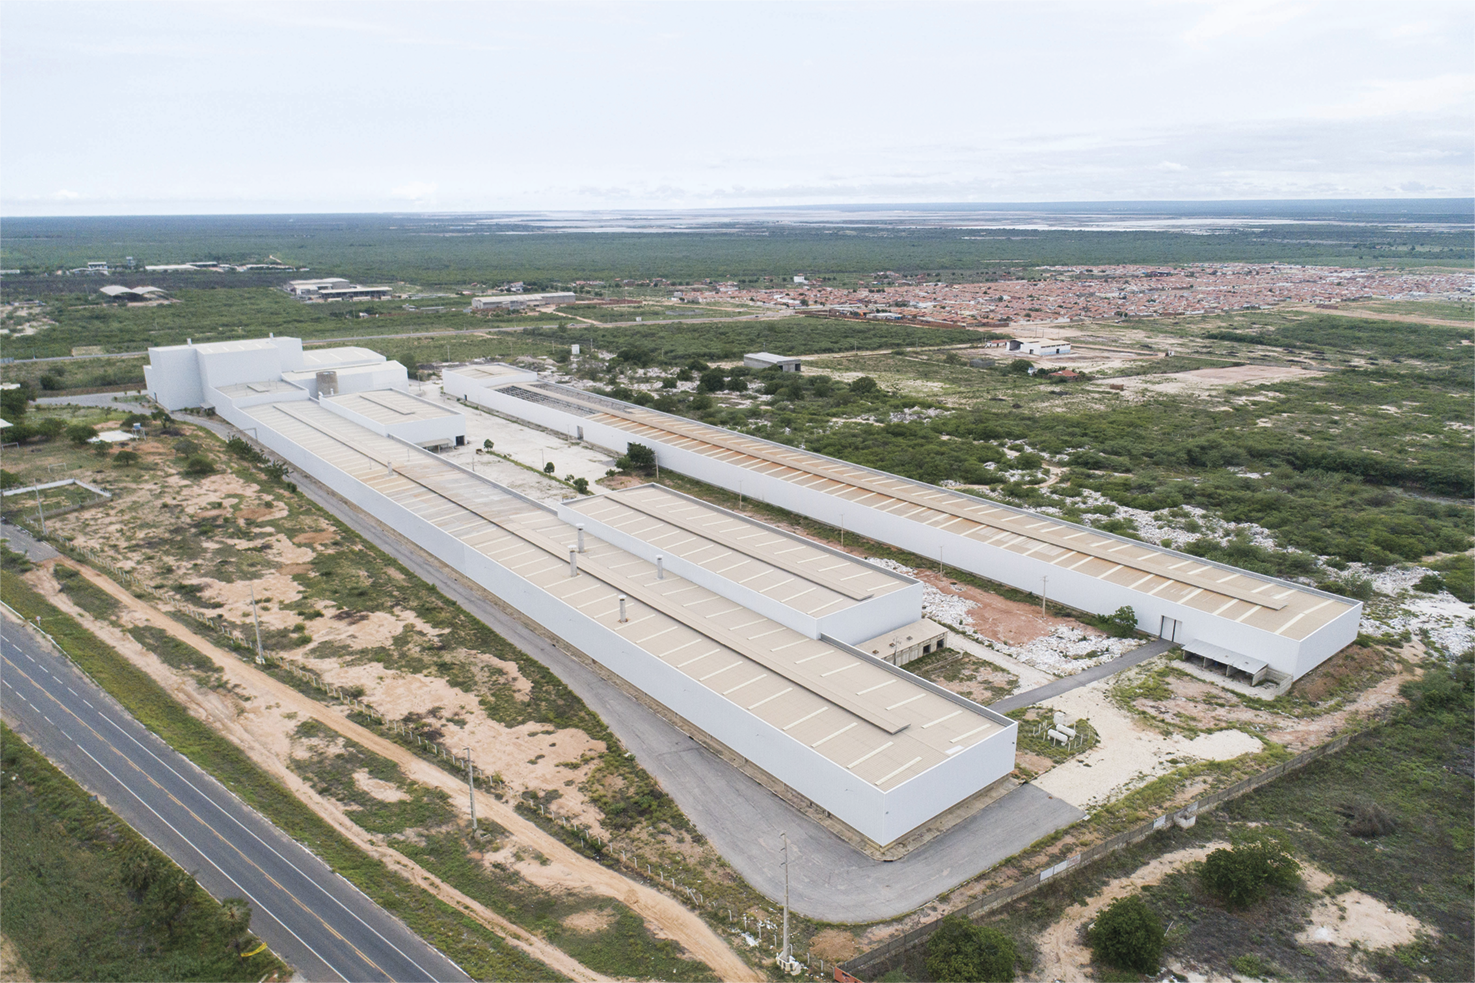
[566,483,912,617]
[239,398,1003,793]
[450,363,538,386]
[301,346,385,369]
[855,619,947,658]
[503,383,1356,641]
[154,338,280,356]
[323,389,461,425]
[213,379,304,399]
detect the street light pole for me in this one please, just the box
[780,832,792,966]
[1041,575,1049,616]
[249,586,265,664]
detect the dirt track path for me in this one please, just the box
[1287,305,1473,328]
[52,558,760,983]
[1031,841,1225,982]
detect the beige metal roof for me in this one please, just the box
[855,619,948,659]
[506,384,1356,641]
[451,363,535,383]
[566,484,910,617]
[241,398,1004,790]
[324,389,460,425]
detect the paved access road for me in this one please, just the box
[0,619,471,983]
[292,473,1084,923]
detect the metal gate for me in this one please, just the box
[1159,616,1181,642]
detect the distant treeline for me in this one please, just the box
[3,214,1469,286]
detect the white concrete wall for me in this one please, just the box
[470,383,1360,680]
[228,392,1009,845]
[198,346,284,393]
[144,345,205,410]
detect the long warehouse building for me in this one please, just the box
[146,339,1019,850]
[445,368,1362,682]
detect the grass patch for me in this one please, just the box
[0,723,289,982]
[0,570,564,982]
[52,562,120,619]
[289,720,460,836]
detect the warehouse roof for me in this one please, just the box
[323,389,460,425]
[499,383,1356,641]
[239,398,1005,791]
[565,483,912,618]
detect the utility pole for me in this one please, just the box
[249,585,265,664]
[1041,575,1049,616]
[33,487,46,537]
[465,746,478,833]
[779,832,792,968]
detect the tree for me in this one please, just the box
[572,477,590,495]
[1089,894,1163,974]
[483,438,494,452]
[543,461,556,474]
[698,368,727,392]
[849,376,879,395]
[625,442,657,473]
[114,450,140,466]
[1200,832,1301,909]
[1007,359,1034,375]
[1105,605,1138,637]
[925,915,1016,982]
[36,418,66,441]
[65,423,96,446]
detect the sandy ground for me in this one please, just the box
[29,560,759,983]
[1029,677,1266,810]
[910,568,1078,647]
[0,935,33,983]
[1297,890,1424,949]
[1100,364,1322,396]
[1032,842,1228,982]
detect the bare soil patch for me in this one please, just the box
[293,531,338,545]
[353,769,411,803]
[1298,891,1425,949]
[809,929,859,962]
[562,909,616,934]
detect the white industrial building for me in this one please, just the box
[143,337,408,411]
[144,338,1018,849]
[443,369,1361,682]
[744,352,802,372]
[1006,339,1072,356]
[286,278,392,301]
[471,292,576,310]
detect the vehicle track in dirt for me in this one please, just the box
[46,557,760,983]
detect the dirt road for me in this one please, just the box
[52,558,760,983]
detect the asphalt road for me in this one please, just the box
[0,619,472,983]
[989,637,1176,714]
[288,469,1084,923]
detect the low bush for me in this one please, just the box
[1089,894,1163,974]
[1200,832,1301,909]
[925,915,1016,982]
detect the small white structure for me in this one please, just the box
[1007,339,1072,356]
[99,285,166,301]
[744,352,802,372]
[472,292,576,310]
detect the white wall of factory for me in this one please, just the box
[444,370,1359,681]
[223,392,1012,846]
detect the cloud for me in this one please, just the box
[1155,161,1189,172]
[389,181,437,201]
[1318,73,1475,119]
[51,189,81,200]
[1182,0,1309,45]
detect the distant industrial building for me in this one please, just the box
[445,369,1361,683]
[99,285,166,301]
[286,278,392,302]
[1007,339,1072,356]
[143,338,1019,850]
[743,352,802,372]
[471,292,576,310]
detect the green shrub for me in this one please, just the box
[64,423,95,445]
[625,442,656,473]
[183,454,216,476]
[1089,894,1163,974]
[849,375,878,395]
[924,915,1016,982]
[1105,605,1138,637]
[1200,832,1301,909]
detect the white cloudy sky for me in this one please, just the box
[2,0,1471,215]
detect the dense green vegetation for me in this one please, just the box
[924,915,1017,982]
[0,572,564,982]
[3,213,1469,285]
[0,723,288,982]
[1198,832,1302,909]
